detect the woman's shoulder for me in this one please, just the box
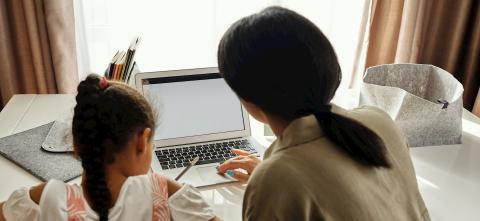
[342,105,409,153]
[343,105,393,122]
[341,105,403,138]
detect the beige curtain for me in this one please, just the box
[0,0,78,109]
[352,0,480,115]
[474,89,480,116]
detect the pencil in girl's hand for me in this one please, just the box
[174,156,199,181]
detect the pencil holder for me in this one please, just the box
[127,63,140,86]
[104,63,140,87]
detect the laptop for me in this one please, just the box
[135,67,265,188]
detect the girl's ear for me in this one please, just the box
[72,145,80,159]
[137,128,152,153]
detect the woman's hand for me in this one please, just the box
[217,149,261,183]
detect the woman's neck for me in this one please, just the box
[266,115,292,137]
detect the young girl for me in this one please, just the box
[217,6,430,220]
[0,75,219,221]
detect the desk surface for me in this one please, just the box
[1,94,480,221]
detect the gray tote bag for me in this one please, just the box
[359,64,464,147]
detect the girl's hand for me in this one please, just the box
[0,202,5,221]
[166,178,182,197]
[217,149,261,183]
[166,176,222,221]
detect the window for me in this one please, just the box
[74,0,366,141]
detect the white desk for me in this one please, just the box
[1,94,480,220]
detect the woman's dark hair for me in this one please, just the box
[218,6,390,168]
[72,74,155,221]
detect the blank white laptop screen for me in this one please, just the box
[142,74,245,141]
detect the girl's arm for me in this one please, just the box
[0,202,6,221]
[29,183,47,204]
[166,178,182,197]
[0,182,46,221]
[166,179,222,221]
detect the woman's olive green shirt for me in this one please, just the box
[243,106,430,221]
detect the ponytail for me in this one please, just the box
[314,105,390,168]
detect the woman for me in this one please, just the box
[217,6,430,221]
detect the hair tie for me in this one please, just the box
[99,77,109,90]
[313,104,332,120]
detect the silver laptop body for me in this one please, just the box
[135,67,265,188]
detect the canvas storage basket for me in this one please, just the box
[359,64,464,147]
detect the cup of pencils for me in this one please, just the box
[104,37,140,84]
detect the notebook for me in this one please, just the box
[0,122,82,182]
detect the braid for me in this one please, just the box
[74,77,112,221]
[72,74,156,221]
[82,145,110,221]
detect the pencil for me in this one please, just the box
[174,156,199,181]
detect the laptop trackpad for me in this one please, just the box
[197,166,236,183]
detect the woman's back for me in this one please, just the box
[243,106,430,221]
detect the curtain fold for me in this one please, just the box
[474,88,480,117]
[353,0,480,112]
[0,0,78,109]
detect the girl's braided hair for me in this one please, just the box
[72,74,155,221]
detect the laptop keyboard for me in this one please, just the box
[155,139,258,170]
